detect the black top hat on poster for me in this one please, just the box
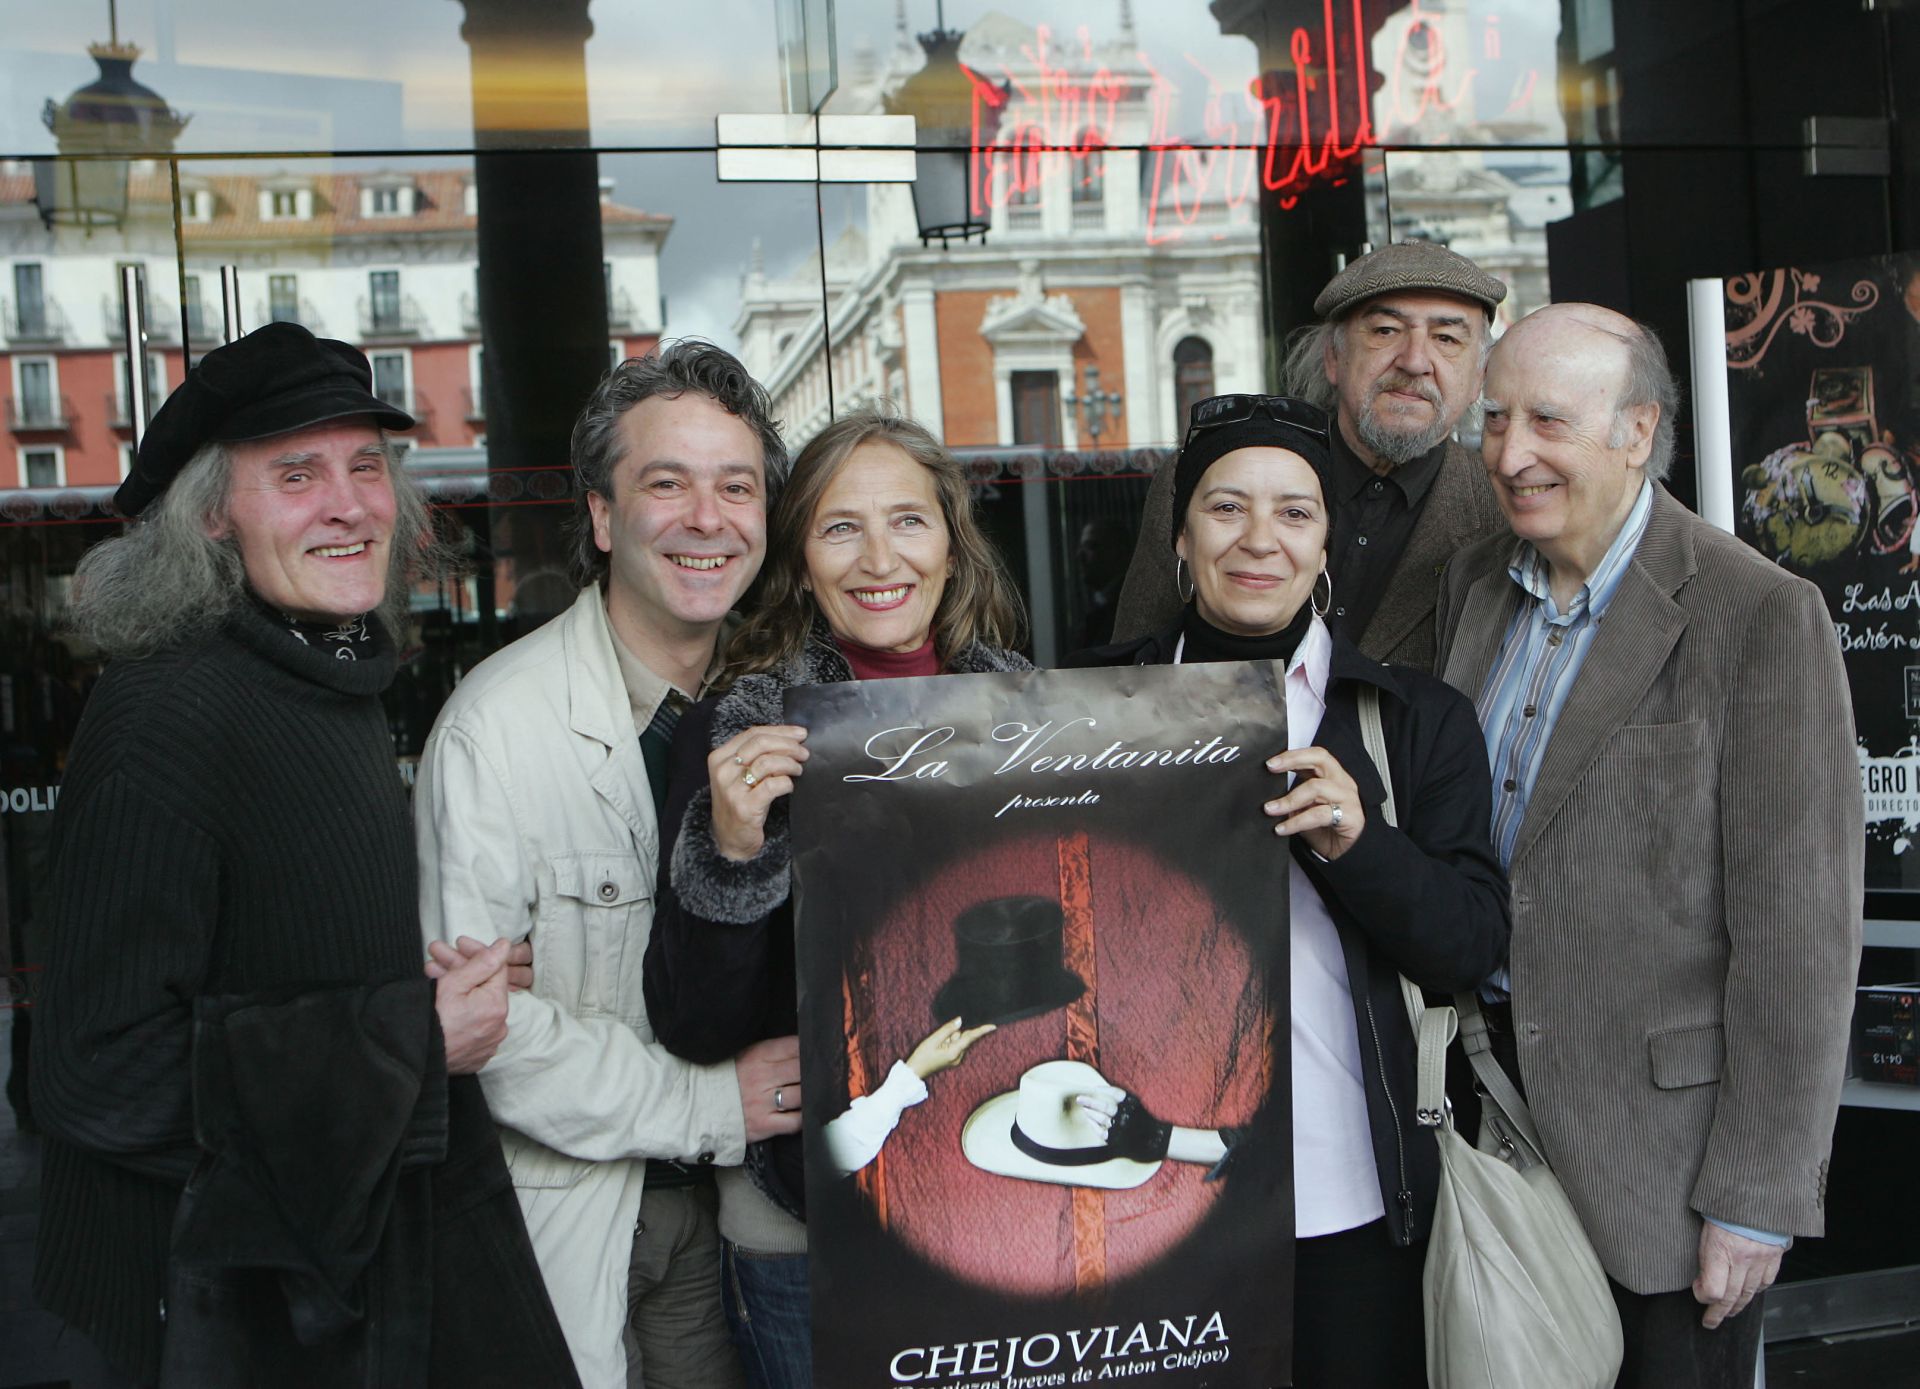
[931,895,1087,1028]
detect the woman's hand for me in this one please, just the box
[708,724,809,862]
[905,1017,996,1079]
[1264,745,1366,861]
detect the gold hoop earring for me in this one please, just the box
[1311,570,1333,619]
[1174,557,1195,604]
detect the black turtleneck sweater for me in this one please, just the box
[1177,601,1313,666]
[30,599,421,1381]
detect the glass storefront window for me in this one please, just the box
[6,3,1920,1373]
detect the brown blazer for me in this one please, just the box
[1435,485,1864,1294]
[1111,437,1505,672]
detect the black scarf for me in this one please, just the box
[1178,600,1313,666]
[258,594,379,663]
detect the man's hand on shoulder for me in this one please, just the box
[736,1034,803,1143]
[1693,1220,1785,1329]
[431,935,513,1074]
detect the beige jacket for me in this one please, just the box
[416,586,746,1388]
[1436,487,1863,1293]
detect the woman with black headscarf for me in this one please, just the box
[1067,394,1510,1389]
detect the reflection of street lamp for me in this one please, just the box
[1063,365,1123,443]
[884,2,1006,246]
[35,0,189,232]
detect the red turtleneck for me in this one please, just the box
[835,636,941,681]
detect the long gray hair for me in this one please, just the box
[69,438,451,659]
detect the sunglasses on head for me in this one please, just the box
[1183,394,1331,448]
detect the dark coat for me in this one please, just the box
[30,602,577,1388]
[643,633,1033,1218]
[1064,621,1510,1245]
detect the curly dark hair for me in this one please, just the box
[566,339,790,588]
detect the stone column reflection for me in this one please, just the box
[456,0,610,631]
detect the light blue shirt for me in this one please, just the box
[1472,482,1785,1249]
[1477,479,1654,875]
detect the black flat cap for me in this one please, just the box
[1313,239,1507,322]
[116,321,414,516]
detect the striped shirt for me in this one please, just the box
[1477,480,1654,872]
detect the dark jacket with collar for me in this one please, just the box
[1064,621,1510,1245]
[31,602,576,1388]
[643,631,1033,1218]
[1111,437,1505,672]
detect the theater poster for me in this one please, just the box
[1727,251,1920,892]
[788,662,1292,1389]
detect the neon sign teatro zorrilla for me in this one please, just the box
[960,0,1545,245]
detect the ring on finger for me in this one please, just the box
[1329,804,1344,827]
[733,754,745,766]
[774,1087,786,1112]
[742,767,760,788]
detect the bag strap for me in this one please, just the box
[1453,991,1549,1159]
[1355,683,1553,1157]
[1355,686,1454,1126]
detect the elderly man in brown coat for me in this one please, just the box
[1113,239,1508,671]
[1436,303,1863,1388]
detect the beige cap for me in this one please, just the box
[1313,240,1507,321]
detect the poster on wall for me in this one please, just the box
[1726,251,1920,892]
[788,662,1292,1389]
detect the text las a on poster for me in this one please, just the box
[788,662,1292,1388]
[1727,250,1920,891]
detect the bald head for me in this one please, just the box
[1489,304,1679,482]
[1479,303,1680,595]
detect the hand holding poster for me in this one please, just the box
[789,661,1292,1389]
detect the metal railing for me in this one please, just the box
[7,393,76,431]
[103,292,178,343]
[358,294,428,338]
[2,295,71,344]
[255,298,326,335]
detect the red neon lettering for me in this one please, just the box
[965,3,1534,247]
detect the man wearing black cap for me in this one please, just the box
[30,322,576,1387]
[1113,240,1509,673]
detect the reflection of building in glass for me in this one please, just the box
[0,161,669,491]
[1367,1,1569,327]
[1378,152,1561,327]
[736,12,1264,450]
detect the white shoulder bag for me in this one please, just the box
[1357,685,1624,1389]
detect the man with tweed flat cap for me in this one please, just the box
[1111,241,1508,673]
[31,323,575,1387]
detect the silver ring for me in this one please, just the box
[774,1087,786,1112]
[742,768,760,788]
[1329,804,1344,827]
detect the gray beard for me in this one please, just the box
[1354,403,1453,468]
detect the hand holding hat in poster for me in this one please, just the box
[932,896,1087,1028]
[961,1059,1235,1190]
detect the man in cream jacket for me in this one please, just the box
[417,342,801,1389]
